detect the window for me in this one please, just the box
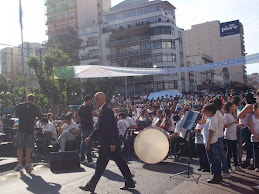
[162,41,171,48]
[153,27,160,35]
[155,54,162,62]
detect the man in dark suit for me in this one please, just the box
[79,92,135,192]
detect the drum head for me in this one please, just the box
[134,128,169,164]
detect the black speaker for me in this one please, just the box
[49,151,80,171]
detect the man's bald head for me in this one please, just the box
[94,92,106,107]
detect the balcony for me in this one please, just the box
[106,35,150,47]
[80,55,100,61]
[107,49,152,60]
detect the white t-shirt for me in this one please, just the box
[215,110,224,138]
[126,117,137,128]
[117,119,129,136]
[251,114,259,142]
[224,113,237,140]
[202,117,218,145]
[195,123,205,144]
[43,122,58,140]
[61,122,79,132]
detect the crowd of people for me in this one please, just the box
[1,88,259,186]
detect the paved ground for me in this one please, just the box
[0,142,259,194]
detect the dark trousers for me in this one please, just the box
[87,147,133,190]
[195,143,210,170]
[207,143,221,179]
[253,142,259,168]
[80,129,93,162]
[242,127,253,159]
[226,139,238,168]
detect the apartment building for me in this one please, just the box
[0,47,19,75]
[100,0,188,95]
[186,54,215,92]
[77,0,111,66]
[45,0,78,40]
[184,20,246,88]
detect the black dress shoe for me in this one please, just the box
[120,181,135,190]
[197,168,203,171]
[207,177,222,184]
[79,185,94,192]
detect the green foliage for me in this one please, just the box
[82,78,120,101]
[27,47,71,112]
[0,74,10,92]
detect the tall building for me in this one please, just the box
[78,0,111,66]
[0,47,19,76]
[0,43,44,88]
[45,0,78,40]
[184,20,246,88]
[100,0,187,95]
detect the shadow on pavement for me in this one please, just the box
[20,171,61,194]
[50,167,85,174]
[143,161,189,174]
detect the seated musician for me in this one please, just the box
[51,115,80,152]
[40,117,57,140]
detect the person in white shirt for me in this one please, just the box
[223,101,244,172]
[52,115,80,152]
[203,104,222,184]
[194,113,210,172]
[213,98,230,178]
[40,117,57,140]
[117,112,130,137]
[249,103,259,172]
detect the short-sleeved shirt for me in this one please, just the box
[215,110,224,138]
[78,103,93,130]
[195,123,205,144]
[15,102,41,134]
[117,119,129,136]
[43,122,58,140]
[202,117,218,145]
[224,113,237,140]
[61,122,79,132]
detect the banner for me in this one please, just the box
[53,52,259,79]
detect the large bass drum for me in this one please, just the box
[134,127,169,164]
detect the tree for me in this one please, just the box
[82,78,120,101]
[46,27,82,66]
[0,74,10,92]
[27,47,71,112]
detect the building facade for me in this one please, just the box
[0,43,44,88]
[100,0,187,95]
[0,47,19,76]
[184,20,246,88]
[45,0,78,40]
[77,0,111,66]
[186,54,215,92]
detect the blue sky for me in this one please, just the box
[0,0,258,74]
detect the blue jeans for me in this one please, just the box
[195,143,210,170]
[253,142,259,168]
[207,143,221,179]
[80,129,94,162]
[216,137,229,174]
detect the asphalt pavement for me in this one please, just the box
[0,142,259,194]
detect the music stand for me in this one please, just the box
[170,111,201,183]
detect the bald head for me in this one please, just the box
[94,92,106,107]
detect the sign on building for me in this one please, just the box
[220,20,240,37]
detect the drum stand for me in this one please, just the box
[170,130,201,183]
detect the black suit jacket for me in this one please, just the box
[90,104,121,149]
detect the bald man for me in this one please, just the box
[79,92,135,192]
